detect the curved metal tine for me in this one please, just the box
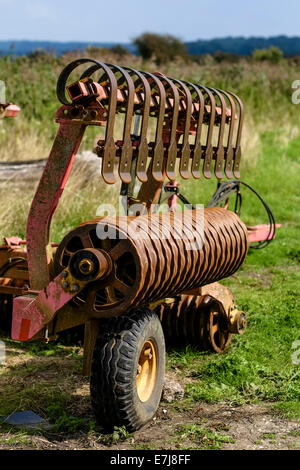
[105,64,135,184]
[141,71,167,182]
[79,62,118,184]
[195,84,216,178]
[217,89,236,179]
[183,81,205,179]
[170,79,192,179]
[123,66,151,183]
[56,58,101,105]
[152,73,180,181]
[208,87,226,180]
[80,63,106,81]
[228,91,244,178]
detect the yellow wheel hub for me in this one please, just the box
[136,339,158,402]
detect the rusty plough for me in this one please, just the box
[0,59,276,431]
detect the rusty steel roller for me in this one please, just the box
[156,294,233,354]
[156,279,248,353]
[54,207,248,318]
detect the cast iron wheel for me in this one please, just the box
[90,307,165,432]
[205,303,233,353]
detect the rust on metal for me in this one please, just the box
[56,58,243,185]
[19,58,245,297]
[53,207,249,319]
[156,282,246,353]
[0,58,250,359]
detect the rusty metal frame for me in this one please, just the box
[0,58,248,348]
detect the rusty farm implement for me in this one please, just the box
[0,59,276,431]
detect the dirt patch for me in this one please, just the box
[1,344,299,451]
[0,402,299,451]
[191,403,300,450]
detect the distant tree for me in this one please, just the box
[27,48,50,60]
[110,44,129,57]
[213,51,240,63]
[252,46,283,64]
[133,32,189,64]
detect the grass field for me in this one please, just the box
[0,50,299,449]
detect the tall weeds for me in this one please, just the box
[0,50,299,240]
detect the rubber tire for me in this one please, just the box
[90,307,165,432]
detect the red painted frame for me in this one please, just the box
[11,101,104,340]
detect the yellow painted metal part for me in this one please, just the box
[136,339,158,402]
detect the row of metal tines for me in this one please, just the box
[57,58,244,184]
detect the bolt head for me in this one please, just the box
[79,259,93,275]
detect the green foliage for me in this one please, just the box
[110,44,130,57]
[2,35,300,58]
[272,401,300,419]
[252,46,283,64]
[0,53,63,141]
[186,35,299,56]
[213,51,240,63]
[261,433,276,439]
[45,404,84,433]
[0,429,31,446]
[25,341,63,357]
[176,423,234,450]
[94,426,132,445]
[168,133,300,417]
[111,426,132,442]
[0,50,298,159]
[0,49,299,433]
[133,32,188,64]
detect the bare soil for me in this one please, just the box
[0,376,299,450]
[1,343,299,451]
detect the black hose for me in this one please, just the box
[232,180,276,249]
[158,179,275,250]
[209,180,276,249]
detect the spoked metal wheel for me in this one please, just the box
[54,225,141,316]
[158,295,232,353]
[205,305,233,353]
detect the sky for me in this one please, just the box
[0,0,300,43]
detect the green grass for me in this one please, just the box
[175,423,234,450]
[0,429,32,447]
[288,429,300,437]
[261,433,276,440]
[167,258,300,415]
[0,340,84,419]
[167,130,300,418]
[0,51,299,163]
[45,404,85,433]
[0,52,299,439]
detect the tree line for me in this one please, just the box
[132,33,287,64]
[1,33,300,64]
